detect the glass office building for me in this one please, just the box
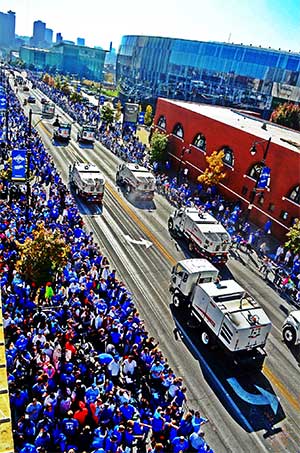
[117,35,300,107]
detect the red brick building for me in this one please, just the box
[154,98,300,240]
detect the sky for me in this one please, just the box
[1,0,300,52]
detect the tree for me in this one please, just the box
[42,73,51,85]
[70,91,82,103]
[285,218,300,254]
[16,222,70,287]
[270,102,300,131]
[101,104,114,124]
[197,150,226,186]
[115,100,122,121]
[144,104,153,126]
[150,130,169,162]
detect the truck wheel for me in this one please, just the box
[188,241,195,253]
[283,326,296,346]
[201,331,210,346]
[168,218,174,232]
[172,293,182,309]
[75,187,79,195]
[126,185,131,194]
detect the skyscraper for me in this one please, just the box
[0,10,16,47]
[56,32,63,44]
[45,28,53,46]
[32,20,46,47]
[77,38,85,46]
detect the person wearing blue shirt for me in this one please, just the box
[171,435,189,452]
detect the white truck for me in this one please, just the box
[116,163,156,201]
[168,206,231,264]
[77,125,96,143]
[282,310,300,347]
[170,258,272,368]
[69,162,105,203]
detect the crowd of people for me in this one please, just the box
[1,75,218,453]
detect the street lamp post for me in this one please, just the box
[177,146,191,183]
[246,137,271,220]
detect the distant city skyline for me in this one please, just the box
[1,0,300,52]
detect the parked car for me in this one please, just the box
[23,86,29,92]
[27,96,36,104]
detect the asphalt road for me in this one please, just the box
[15,80,300,453]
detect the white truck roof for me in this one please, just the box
[74,163,104,183]
[197,280,271,328]
[183,208,218,225]
[177,258,218,275]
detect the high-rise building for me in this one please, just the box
[32,20,46,47]
[56,32,63,44]
[77,37,85,46]
[45,28,53,46]
[0,10,16,47]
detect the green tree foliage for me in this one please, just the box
[70,91,82,103]
[270,102,300,131]
[197,150,227,186]
[101,104,114,124]
[285,218,300,254]
[144,105,153,126]
[150,130,169,162]
[16,222,70,287]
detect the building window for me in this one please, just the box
[220,146,234,167]
[248,163,263,181]
[287,185,300,205]
[157,115,166,129]
[290,217,297,227]
[268,203,275,212]
[192,133,206,151]
[280,210,289,221]
[172,123,184,139]
[242,186,248,196]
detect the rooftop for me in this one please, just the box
[164,99,300,153]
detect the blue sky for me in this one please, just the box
[1,0,300,52]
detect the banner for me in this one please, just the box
[0,96,6,112]
[257,166,271,189]
[123,103,139,124]
[138,112,145,125]
[11,149,27,182]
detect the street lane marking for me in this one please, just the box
[263,365,300,412]
[227,377,279,415]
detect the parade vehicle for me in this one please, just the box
[27,95,36,103]
[53,123,72,143]
[282,310,300,347]
[168,206,231,264]
[116,163,156,200]
[69,162,105,202]
[170,258,272,368]
[41,102,55,119]
[77,125,96,143]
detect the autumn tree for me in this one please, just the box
[144,105,153,126]
[285,218,300,254]
[115,100,122,121]
[197,150,226,186]
[270,102,300,131]
[150,130,169,162]
[101,104,114,124]
[42,73,51,84]
[16,222,70,287]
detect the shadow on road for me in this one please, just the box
[170,304,286,435]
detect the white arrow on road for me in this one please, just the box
[227,377,279,415]
[124,234,152,249]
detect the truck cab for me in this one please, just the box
[69,162,105,203]
[77,125,96,143]
[116,163,156,200]
[282,310,300,346]
[53,123,71,143]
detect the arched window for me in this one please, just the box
[220,146,234,167]
[287,185,300,205]
[192,133,206,151]
[157,115,166,129]
[172,123,184,139]
[248,163,263,181]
